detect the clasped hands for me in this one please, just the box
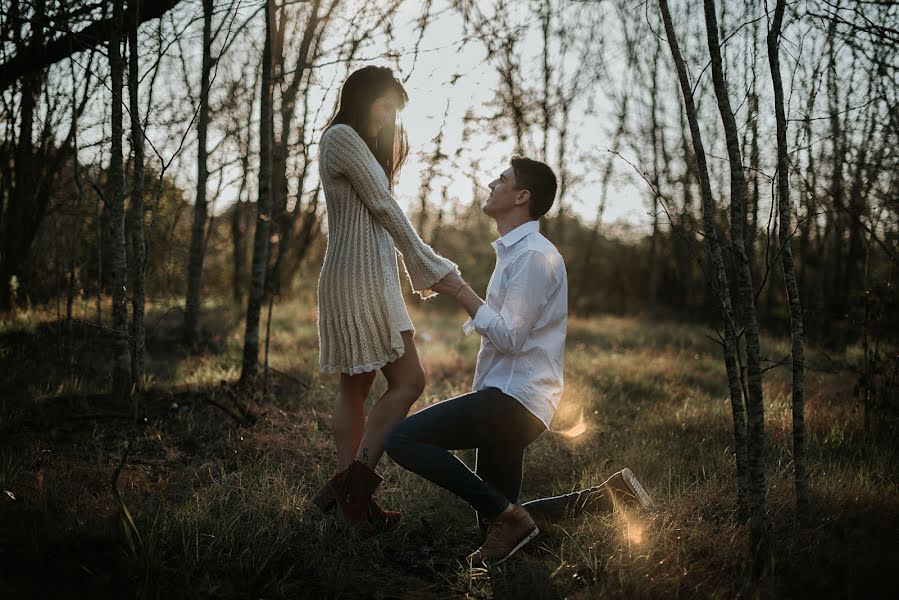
[432,270,468,298]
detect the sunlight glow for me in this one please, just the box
[625,520,644,546]
[557,409,588,438]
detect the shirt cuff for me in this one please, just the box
[462,318,475,336]
[473,303,499,333]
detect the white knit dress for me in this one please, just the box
[317,124,457,375]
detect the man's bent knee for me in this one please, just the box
[384,424,409,462]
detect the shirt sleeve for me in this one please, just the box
[469,250,561,354]
[322,124,457,298]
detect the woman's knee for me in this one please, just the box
[387,366,425,402]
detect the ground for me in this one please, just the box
[1,298,897,599]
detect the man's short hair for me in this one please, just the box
[510,156,557,219]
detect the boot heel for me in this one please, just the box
[311,484,337,512]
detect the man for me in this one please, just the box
[385,157,650,565]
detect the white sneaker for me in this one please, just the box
[620,468,655,509]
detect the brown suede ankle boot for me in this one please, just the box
[311,467,348,513]
[331,460,383,533]
[368,498,401,531]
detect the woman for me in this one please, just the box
[311,66,457,533]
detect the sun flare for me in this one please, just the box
[557,409,588,438]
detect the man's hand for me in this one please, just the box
[432,271,466,296]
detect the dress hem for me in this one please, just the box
[320,337,409,376]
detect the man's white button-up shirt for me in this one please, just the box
[463,220,568,428]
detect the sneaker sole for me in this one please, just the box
[493,526,540,565]
[621,468,655,509]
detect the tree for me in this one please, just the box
[183,0,215,346]
[0,0,184,92]
[767,0,808,523]
[128,0,148,394]
[703,0,768,568]
[658,0,750,526]
[241,0,275,383]
[109,0,132,400]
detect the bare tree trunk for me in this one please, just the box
[744,5,760,288]
[128,0,147,398]
[554,94,571,244]
[501,38,526,156]
[109,0,132,400]
[241,0,275,383]
[846,108,875,327]
[67,59,84,371]
[676,106,695,316]
[232,155,250,306]
[658,0,749,521]
[184,0,214,346]
[768,0,808,525]
[268,0,325,292]
[746,88,760,301]
[96,191,103,324]
[540,0,551,164]
[0,0,40,312]
[573,96,627,310]
[703,0,768,570]
[825,9,846,342]
[647,39,663,317]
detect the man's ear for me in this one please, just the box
[515,189,531,209]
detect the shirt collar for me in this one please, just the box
[492,220,539,253]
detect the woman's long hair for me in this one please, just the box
[327,66,409,188]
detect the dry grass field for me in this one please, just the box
[1,298,897,598]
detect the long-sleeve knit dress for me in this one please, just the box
[317,124,457,375]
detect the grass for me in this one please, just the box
[1,297,897,598]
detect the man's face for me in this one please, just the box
[484,166,526,218]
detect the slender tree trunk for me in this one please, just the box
[96,191,103,324]
[703,0,768,570]
[846,109,875,327]
[128,0,147,397]
[745,7,760,289]
[658,0,749,521]
[648,39,663,317]
[800,80,819,316]
[67,59,84,369]
[268,0,323,292]
[768,0,809,525]
[573,97,627,310]
[555,97,570,244]
[0,0,41,312]
[241,0,275,383]
[109,0,132,400]
[232,154,250,306]
[825,9,845,342]
[677,107,695,317]
[540,0,551,164]
[184,0,214,346]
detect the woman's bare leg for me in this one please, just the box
[333,371,377,470]
[354,331,425,468]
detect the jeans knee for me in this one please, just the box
[385,424,409,462]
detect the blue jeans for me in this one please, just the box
[385,387,546,520]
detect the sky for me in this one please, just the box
[62,0,662,234]
[361,0,652,228]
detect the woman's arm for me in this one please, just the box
[322,124,457,298]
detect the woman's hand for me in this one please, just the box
[432,271,467,296]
